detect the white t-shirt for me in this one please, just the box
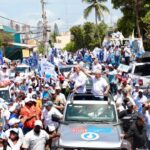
[7,139,23,150]
[91,76,108,96]
[124,47,131,57]
[92,64,102,73]
[42,107,63,132]
[70,72,87,93]
[22,129,49,150]
[55,93,66,104]
[0,70,10,80]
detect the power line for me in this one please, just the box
[0,15,38,28]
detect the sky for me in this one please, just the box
[0,0,122,32]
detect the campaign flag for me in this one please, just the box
[40,59,57,81]
[0,51,3,65]
[118,64,130,73]
[28,52,38,69]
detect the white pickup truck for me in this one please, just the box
[129,62,150,88]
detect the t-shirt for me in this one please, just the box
[42,107,63,132]
[7,139,23,150]
[91,76,108,97]
[70,72,87,93]
[22,129,49,150]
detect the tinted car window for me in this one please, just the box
[65,104,116,122]
[134,64,150,76]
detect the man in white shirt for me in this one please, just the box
[124,45,131,65]
[92,59,102,73]
[42,101,63,133]
[82,69,110,99]
[22,120,51,150]
[68,65,87,93]
[0,64,9,80]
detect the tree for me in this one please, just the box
[82,0,109,25]
[70,25,85,49]
[0,31,13,47]
[37,42,45,55]
[63,41,76,52]
[68,22,107,51]
[112,0,150,38]
[142,4,150,39]
[51,23,60,43]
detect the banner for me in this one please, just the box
[0,51,3,65]
[28,52,38,69]
[118,64,130,73]
[40,59,57,80]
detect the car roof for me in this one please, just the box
[66,100,116,105]
[0,86,10,90]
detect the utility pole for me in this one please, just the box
[41,0,48,55]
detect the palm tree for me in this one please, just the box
[82,0,109,25]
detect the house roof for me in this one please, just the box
[0,25,16,33]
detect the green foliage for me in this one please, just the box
[70,25,85,49]
[83,0,109,24]
[117,17,135,37]
[51,23,60,43]
[69,22,107,51]
[142,10,150,39]
[37,42,45,55]
[112,0,150,38]
[63,41,76,52]
[0,32,13,47]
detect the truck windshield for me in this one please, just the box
[65,104,117,123]
[134,64,150,76]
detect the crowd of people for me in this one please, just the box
[0,42,149,150]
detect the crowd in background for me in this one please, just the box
[0,40,149,150]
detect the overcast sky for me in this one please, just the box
[0,0,122,31]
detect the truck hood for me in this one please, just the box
[58,123,122,149]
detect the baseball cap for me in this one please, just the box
[135,84,139,87]
[10,128,19,134]
[139,89,144,93]
[45,84,49,88]
[55,86,61,90]
[44,101,53,107]
[8,118,20,126]
[34,120,43,128]
[24,98,32,103]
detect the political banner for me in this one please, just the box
[40,59,57,81]
[0,51,3,65]
[118,64,130,73]
[28,52,38,69]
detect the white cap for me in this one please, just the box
[135,84,139,87]
[2,64,7,69]
[45,84,49,88]
[24,98,32,103]
[139,89,144,93]
[55,86,61,90]
[9,105,16,112]
[34,120,43,128]
[9,118,20,126]
[10,128,19,134]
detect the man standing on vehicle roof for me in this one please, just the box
[68,65,87,94]
[82,69,110,99]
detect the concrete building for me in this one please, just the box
[54,32,71,49]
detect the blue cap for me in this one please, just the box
[44,101,53,107]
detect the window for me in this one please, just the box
[65,104,116,123]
